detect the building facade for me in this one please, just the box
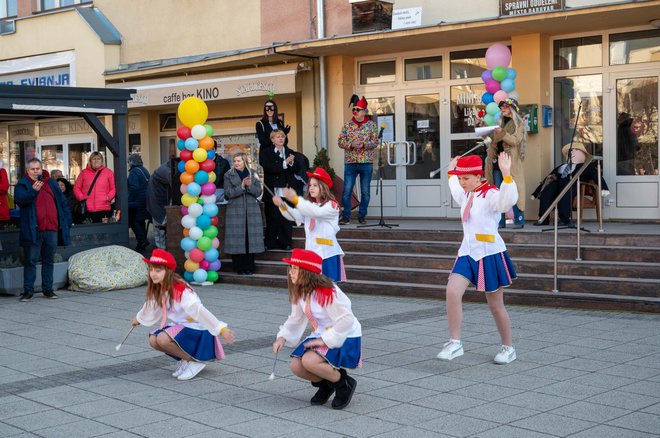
[1,0,659,220]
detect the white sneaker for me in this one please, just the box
[172,360,189,377]
[437,340,464,361]
[177,361,206,380]
[494,345,516,364]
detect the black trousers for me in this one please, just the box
[129,207,148,246]
[538,179,576,222]
[264,201,292,249]
[232,253,256,273]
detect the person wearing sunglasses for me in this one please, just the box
[256,100,291,151]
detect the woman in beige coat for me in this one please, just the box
[484,98,526,228]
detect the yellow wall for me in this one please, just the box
[325,55,356,179]
[96,0,262,65]
[0,10,113,87]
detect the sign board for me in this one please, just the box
[500,0,564,16]
[392,7,422,30]
[0,66,71,86]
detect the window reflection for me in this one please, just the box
[553,36,602,70]
[610,29,660,65]
[405,95,439,180]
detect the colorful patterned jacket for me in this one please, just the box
[337,117,378,164]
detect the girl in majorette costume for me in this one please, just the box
[131,249,235,380]
[273,168,346,282]
[273,249,361,410]
[437,153,518,365]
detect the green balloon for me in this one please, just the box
[203,226,218,239]
[486,102,499,115]
[492,66,507,82]
[197,236,212,251]
[484,114,496,126]
[206,270,219,282]
[204,124,214,137]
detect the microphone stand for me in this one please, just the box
[359,127,398,229]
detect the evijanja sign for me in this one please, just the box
[500,0,564,16]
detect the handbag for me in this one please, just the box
[77,168,104,216]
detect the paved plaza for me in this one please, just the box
[0,283,659,437]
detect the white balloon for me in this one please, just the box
[187,203,203,218]
[191,125,207,140]
[508,91,520,100]
[184,251,190,259]
[200,194,217,204]
[181,214,196,229]
[189,226,203,240]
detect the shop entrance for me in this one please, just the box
[36,137,96,184]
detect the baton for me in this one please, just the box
[429,142,486,179]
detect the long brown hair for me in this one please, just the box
[287,268,334,304]
[304,177,335,205]
[145,265,187,309]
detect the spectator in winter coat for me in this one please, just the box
[73,152,116,223]
[128,153,151,251]
[146,158,180,249]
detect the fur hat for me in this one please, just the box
[306,167,333,189]
[143,249,177,271]
[282,249,323,274]
[448,155,484,176]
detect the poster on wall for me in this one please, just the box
[377,115,395,143]
[500,0,564,16]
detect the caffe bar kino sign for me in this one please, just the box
[500,0,564,16]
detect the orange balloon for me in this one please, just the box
[185,160,200,174]
[183,228,189,237]
[180,172,194,184]
[199,137,214,151]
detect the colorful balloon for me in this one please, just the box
[200,260,210,270]
[180,237,196,252]
[199,137,214,151]
[506,68,517,80]
[493,90,508,104]
[191,125,207,140]
[492,66,507,82]
[209,260,221,271]
[193,148,207,163]
[203,226,218,239]
[201,194,217,204]
[183,271,194,282]
[485,43,512,69]
[199,159,215,172]
[207,149,215,160]
[482,92,494,105]
[197,236,212,251]
[180,184,188,195]
[180,149,193,162]
[194,170,209,185]
[176,139,186,151]
[188,203,203,218]
[184,137,198,151]
[193,269,208,283]
[185,160,200,174]
[177,97,208,128]
[484,114,496,126]
[211,237,220,248]
[177,126,191,140]
[196,214,211,230]
[189,226,203,240]
[207,171,216,184]
[486,102,500,115]
[501,78,515,93]
[204,124,214,137]
[202,203,218,217]
[187,182,202,197]
[181,193,198,206]
[177,160,186,173]
[184,259,199,273]
[204,248,219,262]
[180,172,194,185]
[181,214,196,229]
[481,69,493,83]
[189,248,205,263]
[508,90,520,100]
[201,182,216,196]
[180,205,188,216]
[485,79,500,94]
[206,270,219,282]
[210,217,219,227]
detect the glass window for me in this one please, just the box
[359,61,395,85]
[2,0,17,17]
[615,76,658,176]
[553,74,603,165]
[610,29,660,65]
[450,48,488,79]
[366,97,396,180]
[405,56,442,81]
[160,136,177,164]
[405,95,439,180]
[450,84,486,134]
[159,113,177,131]
[40,0,90,10]
[41,144,64,175]
[553,36,602,70]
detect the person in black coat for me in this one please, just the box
[211,140,231,203]
[128,153,151,251]
[533,143,609,226]
[291,151,310,196]
[258,129,300,250]
[146,157,180,249]
[256,99,290,150]
[56,178,77,224]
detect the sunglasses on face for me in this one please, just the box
[265,105,275,111]
[352,108,364,114]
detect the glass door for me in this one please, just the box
[366,97,398,216]
[607,72,660,219]
[36,138,94,185]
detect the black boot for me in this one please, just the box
[331,369,357,410]
[310,379,334,405]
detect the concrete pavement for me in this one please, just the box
[0,283,659,437]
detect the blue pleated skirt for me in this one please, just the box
[291,336,362,369]
[451,251,517,293]
[151,325,225,362]
[322,255,347,283]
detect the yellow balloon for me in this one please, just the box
[177,97,208,128]
[207,171,216,183]
[193,147,207,163]
[184,259,200,273]
[181,193,198,207]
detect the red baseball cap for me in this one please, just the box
[282,248,323,274]
[306,167,333,189]
[448,155,484,176]
[143,249,177,271]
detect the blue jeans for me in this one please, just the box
[23,230,57,296]
[493,170,524,227]
[342,163,373,220]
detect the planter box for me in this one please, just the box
[0,262,68,295]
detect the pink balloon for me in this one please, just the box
[493,90,508,104]
[200,260,210,270]
[181,206,188,215]
[485,79,500,94]
[189,248,205,263]
[212,238,220,249]
[486,43,512,69]
[201,182,216,196]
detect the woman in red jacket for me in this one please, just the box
[0,160,9,223]
[73,152,116,223]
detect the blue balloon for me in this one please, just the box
[187,182,201,197]
[196,214,211,229]
[177,160,186,173]
[506,68,517,80]
[202,203,219,217]
[184,137,198,151]
[181,237,197,252]
[193,268,208,283]
[194,170,209,185]
[501,78,515,93]
[183,271,194,282]
[177,139,186,151]
[204,248,219,262]
[482,92,494,105]
[206,149,215,160]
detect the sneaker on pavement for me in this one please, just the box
[358,217,366,224]
[437,340,464,361]
[339,217,350,225]
[43,292,58,299]
[172,360,189,377]
[19,294,32,302]
[177,361,206,380]
[494,345,516,364]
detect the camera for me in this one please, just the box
[37,175,44,181]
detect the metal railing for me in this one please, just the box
[537,156,604,293]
